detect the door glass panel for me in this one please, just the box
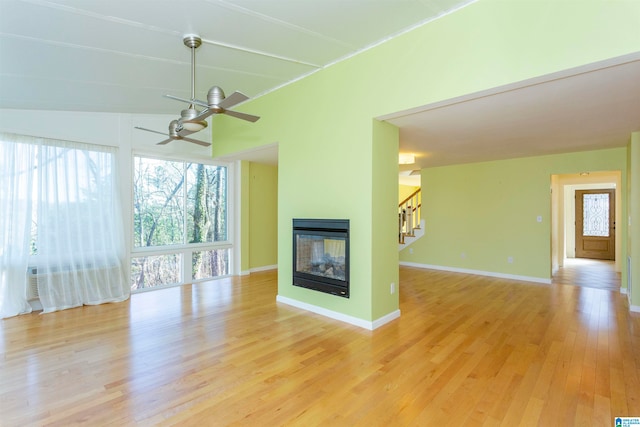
[583,193,610,237]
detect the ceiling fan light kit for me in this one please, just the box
[134,33,260,146]
[180,107,207,131]
[181,120,207,132]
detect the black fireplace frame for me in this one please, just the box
[292,218,350,298]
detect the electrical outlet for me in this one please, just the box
[390,282,395,294]
[508,256,514,264]
[461,252,466,259]
[409,248,413,254]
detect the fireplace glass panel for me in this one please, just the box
[296,235,347,281]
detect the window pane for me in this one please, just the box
[186,164,227,243]
[583,193,610,237]
[133,157,184,247]
[131,254,181,290]
[192,249,230,280]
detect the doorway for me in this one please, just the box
[575,189,615,260]
[550,171,621,278]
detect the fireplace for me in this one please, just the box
[293,218,349,298]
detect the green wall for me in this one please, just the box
[372,120,400,319]
[213,0,640,323]
[628,133,640,308]
[239,161,278,273]
[401,148,628,281]
[248,162,278,270]
[240,161,250,273]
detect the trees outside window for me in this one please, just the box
[132,156,229,290]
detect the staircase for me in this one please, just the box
[398,189,423,250]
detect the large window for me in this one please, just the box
[131,156,230,290]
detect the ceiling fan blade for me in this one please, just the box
[156,138,173,145]
[135,126,167,136]
[181,136,211,147]
[164,94,208,108]
[218,91,249,109]
[223,109,261,123]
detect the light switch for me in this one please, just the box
[536,215,542,223]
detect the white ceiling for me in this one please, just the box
[1,0,639,170]
[0,0,474,113]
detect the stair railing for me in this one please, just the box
[399,189,421,244]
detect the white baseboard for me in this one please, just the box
[249,264,277,273]
[399,261,552,285]
[276,295,400,330]
[371,309,402,329]
[238,265,277,276]
[623,287,634,311]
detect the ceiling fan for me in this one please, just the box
[134,120,211,147]
[135,34,259,146]
[164,34,261,125]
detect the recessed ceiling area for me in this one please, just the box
[384,54,640,170]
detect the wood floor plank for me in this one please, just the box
[1,263,639,426]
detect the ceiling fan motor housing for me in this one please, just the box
[207,86,226,111]
[180,107,200,121]
[168,120,180,137]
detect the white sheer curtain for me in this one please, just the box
[0,139,35,318]
[0,133,129,318]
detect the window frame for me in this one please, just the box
[130,151,235,291]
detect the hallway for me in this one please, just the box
[553,258,621,291]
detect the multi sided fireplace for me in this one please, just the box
[293,218,350,298]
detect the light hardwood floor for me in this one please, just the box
[552,258,621,291]
[1,266,639,426]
